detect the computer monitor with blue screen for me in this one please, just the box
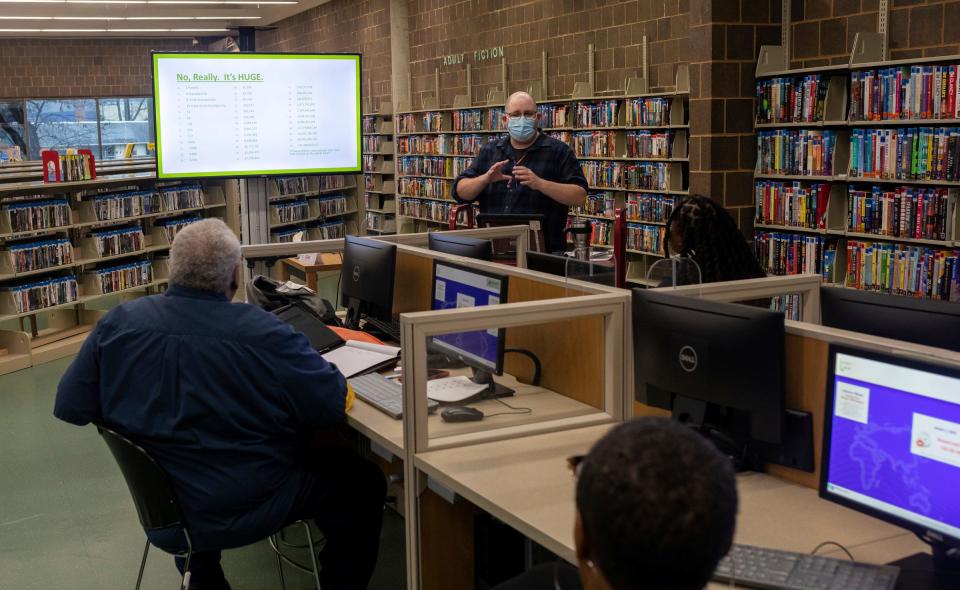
[429,260,511,396]
[821,345,960,588]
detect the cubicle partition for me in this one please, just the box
[240,227,633,590]
[648,274,960,489]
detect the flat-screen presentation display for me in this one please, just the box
[152,52,361,179]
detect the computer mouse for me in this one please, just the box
[440,406,485,423]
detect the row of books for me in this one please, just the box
[365,212,395,232]
[397,156,472,177]
[319,175,349,191]
[397,113,418,134]
[847,186,955,241]
[3,275,78,314]
[451,109,486,132]
[755,75,829,124]
[538,104,570,128]
[566,218,613,247]
[363,135,384,153]
[755,231,834,278]
[396,134,494,156]
[573,131,617,158]
[91,186,203,222]
[626,194,674,223]
[626,130,674,159]
[850,65,960,122]
[848,127,960,181]
[423,112,443,132]
[273,176,309,195]
[272,199,310,224]
[155,216,202,244]
[362,116,378,134]
[547,131,573,145]
[846,241,960,301]
[770,294,802,321]
[625,97,673,127]
[625,223,665,254]
[3,198,72,233]
[581,160,673,191]
[364,174,383,192]
[91,227,144,258]
[316,195,349,218]
[398,198,468,223]
[754,181,830,229]
[8,238,73,274]
[575,192,616,217]
[756,130,838,176]
[270,221,346,243]
[362,154,380,172]
[398,177,453,200]
[95,260,152,294]
[60,152,95,182]
[575,100,619,128]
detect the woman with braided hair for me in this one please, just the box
[662,194,766,285]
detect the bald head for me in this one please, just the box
[505,91,536,113]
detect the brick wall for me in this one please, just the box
[0,39,194,99]
[406,0,690,108]
[259,0,393,112]
[791,0,960,68]
[687,0,781,228]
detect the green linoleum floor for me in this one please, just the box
[0,357,406,590]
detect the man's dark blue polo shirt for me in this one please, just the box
[452,132,588,252]
[54,284,346,550]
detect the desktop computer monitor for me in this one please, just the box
[428,232,493,261]
[821,345,960,585]
[429,259,509,383]
[340,235,397,329]
[821,286,960,352]
[632,289,785,445]
[526,251,615,286]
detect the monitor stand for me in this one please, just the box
[673,395,754,472]
[344,297,363,330]
[888,541,960,590]
[471,367,515,399]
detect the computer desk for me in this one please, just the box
[346,370,604,460]
[413,423,930,589]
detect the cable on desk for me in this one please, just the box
[483,397,533,417]
[504,347,542,385]
[811,540,855,561]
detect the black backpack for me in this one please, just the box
[245,275,343,327]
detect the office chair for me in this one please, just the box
[97,425,323,590]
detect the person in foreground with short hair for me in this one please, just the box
[54,219,385,590]
[453,90,588,252]
[494,417,738,590]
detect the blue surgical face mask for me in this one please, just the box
[507,115,536,142]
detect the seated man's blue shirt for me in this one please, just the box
[53,284,347,550]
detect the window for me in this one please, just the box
[26,99,100,159]
[0,101,27,157]
[98,97,154,160]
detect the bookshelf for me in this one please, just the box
[0,163,238,375]
[753,48,960,314]
[362,103,398,235]
[265,174,359,243]
[391,77,690,266]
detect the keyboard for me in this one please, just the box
[713,544,899,590]
[363,317,401,342]
[349,373,438,419]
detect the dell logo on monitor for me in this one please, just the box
[678,345,698,372]
[352,264,361,282]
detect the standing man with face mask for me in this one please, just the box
[452,91,588,253]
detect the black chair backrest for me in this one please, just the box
[97,425,186,531]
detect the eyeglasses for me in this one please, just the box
[566,454,585,477]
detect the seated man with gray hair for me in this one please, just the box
[54,219,385,590]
